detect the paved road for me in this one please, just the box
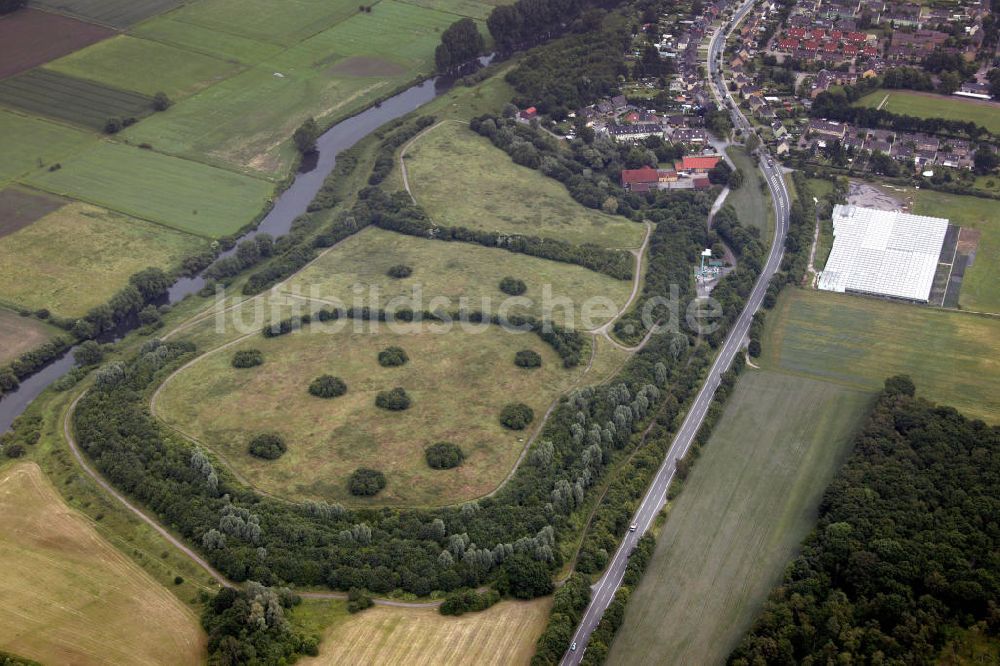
[560,2,790,661]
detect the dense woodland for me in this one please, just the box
[730,378,1000,665]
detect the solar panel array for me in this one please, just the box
[818,205,949,302]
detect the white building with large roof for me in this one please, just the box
[818,204,949,303]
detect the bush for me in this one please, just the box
[387,264,412,278]
[514,349,542,368]
[349,468,386,496]
[425,442,464,469]
[499,276,527,296]
[377,346,408,367]
[347,587,374,613]
[375,387,411,410]
[308,374,347,398]
[440,588,500,615]
[248,433,286,460]
[232,349,264,368]
[153,92,172,111]
[499,403,533,430]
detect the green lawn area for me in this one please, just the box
[807,177,835,270]
[0,110,96,186]
[130,16,284,65]
[23,141,273,238]
[760,288,1000,422]
[0,308,62,365]
[855,89,1000,135]
[912,190,1000,314]
[279,226,633,330]
[407,122,645,249]
[0,201,207,317]
[44,35,243,100]
[123,1,458,177]
[725,147,772,241]
[155,321,585,507]
[608,370,872,665]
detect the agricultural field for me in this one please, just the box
[854,89,1000,135]
[760,288,1000,422]
[301,599,551,665]
[396,0,507,19]
[30,0,184,28]
[123,0,460,176]
[0,68,154,130]
[725,146,772,240]
[0,309,61,365]
[404,122,646,248]
[0,462,205,665]
[0,111,96,186]
[45,35,243,100]
[608,371,872,665]
[0,198,206,317]
[131,17,285,65]
[912,190,999,313]
[23,141,273,238]
[280,226,634,329]
[155,321,587,506]
[0,8,113,80]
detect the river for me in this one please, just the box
[0,73,458,432]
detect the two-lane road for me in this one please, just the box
[561,2,789,662]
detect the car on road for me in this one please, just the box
[629,523,638,532]
[570,642,577,652]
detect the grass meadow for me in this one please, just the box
[300,598,551,665]
[0,111,95,186]
[854,89,1000,135]
[0,308,61,365]
[407,122,645,248]
[30,0,184,27]
[45,35,243,100]
[280,226,633,329]
[0,200,206,317]
[912,190,1000,314]
[806,177,835,270]
[0,68,153,130]
[761,288,1000,422]
[608,371,872,665]
[725,146,772,241]
[0,462,205,666]
[131,17,285,65]
[155,321,586,506]
[23,141,273,237]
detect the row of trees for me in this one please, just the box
[730,378,1000,664]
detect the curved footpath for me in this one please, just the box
[560,0,791,661]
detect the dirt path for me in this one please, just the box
[399,119,460,201]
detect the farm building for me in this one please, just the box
[818,205,949,303]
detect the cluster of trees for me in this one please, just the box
[487,0,586,52]
[426,442,464,469]
[502,12,628,117]
[440,587,500,615]
[308,145,359,212]
[202,583,318,664]
[308,374,346,398]
[367,187,633,279]
[812,89,993,141]
[377,346,408,367]
[730,378,1000,664]
[204,234,274,283]
[499,403,534,430]
[515,349,542,368]
[248,433,286,460]
[532,573,592,664]
[435,18,484,72]
[348,468,386,496]
[293,117,320,155]
[499,276,527,296]
[376,387,411,411]
[386,264,412,278]
[231,349,263,369]
[368,115,437,186]
[0,414,42,460]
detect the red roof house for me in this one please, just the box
[620,166,660,188]
[692,176,712,189]
[681,155,721,172]
[519,106,537,120]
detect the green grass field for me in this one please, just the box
[156,322,585,506]
[608,370,872,665]
[280,226,633,329]
[0,200,207,317]
[30,0,183,27]
[806,177,835,270]
[912,190,1000,314]
[396,0,507,19]
[725,146,772,241]
[0,68,153,131]
[855,89,1000,135]
[761,288,1000,422]
[23,142,273,237]
[0,309,61,365]
[131,16,284,65]
[45,35,243,100]
[407,122,645,249]
[0,462,205,665]
[124,1,461,176]
[0,111,96,186]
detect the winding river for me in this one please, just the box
[0,74,459,432]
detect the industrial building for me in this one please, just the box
[818,205,949,303]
